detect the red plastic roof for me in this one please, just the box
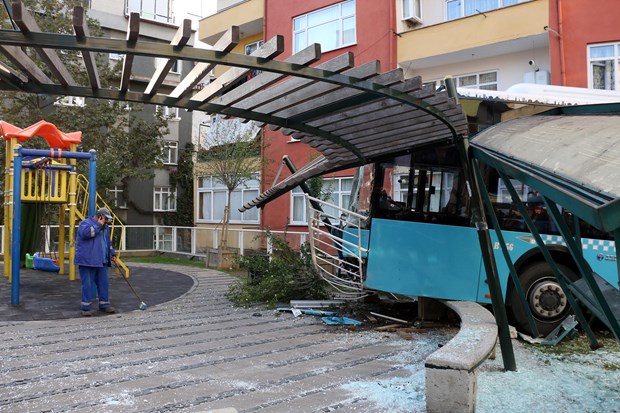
[0,120,82,149]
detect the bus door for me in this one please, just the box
[363,148,483,301]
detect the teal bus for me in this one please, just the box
[306,105,619,337]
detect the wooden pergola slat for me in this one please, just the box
[0,44,51,84]
[12,1,76,87]
[190,35,285,103]
[225,52,355,113]
[0,0,470,208]
[73,6,100,90]
[120,12,140,93]
[144,19,192,96]
[213,43,321,107]
[169,26,240,99]
[271,67,405,127]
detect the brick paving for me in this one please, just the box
[0,264,455,413]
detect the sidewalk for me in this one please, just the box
[1,264,617,412]
[0,263,455,412]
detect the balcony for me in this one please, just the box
[398,0,548,70]
[199,0,264,45]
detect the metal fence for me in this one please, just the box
[0,225,309,259]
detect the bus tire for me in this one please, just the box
[509,261,578,337]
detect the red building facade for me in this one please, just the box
[549,0,620,88]
[260,0,397,235]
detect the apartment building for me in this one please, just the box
[199,0,395,240]
[548,0,620,89]
[198,0,620,241]
[396,0,549,91]
[86,0,209,225]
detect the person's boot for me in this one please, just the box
[100,306,116,314]
[81,309,94,317]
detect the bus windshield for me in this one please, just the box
[349,146,470,227]
[347,145,613,239]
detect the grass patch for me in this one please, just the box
[535,332,619,356]
[123,255,207,268]
[532,331,620,371]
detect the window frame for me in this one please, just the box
[157,105,180,121]
[244,40,264,56]
[162,140,178,165]
[55,96,85,107]
[402,0,422,22]
[457,70,498,90]
[293,0,357,54]
[588,42,619,91]
[153,186,177,212]
[196,175,261,224]
[290,177,353,225]
[107,185,127,209]
[125,0,173,24]
[446,0,525,21]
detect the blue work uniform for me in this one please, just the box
[75,216,116,311]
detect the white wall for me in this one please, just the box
[407,47,550,91]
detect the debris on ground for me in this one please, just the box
[322,316,363,325]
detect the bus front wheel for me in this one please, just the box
[509,262,578,337]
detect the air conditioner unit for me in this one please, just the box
[403,15,423,25]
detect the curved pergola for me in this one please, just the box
[0,2,468,209]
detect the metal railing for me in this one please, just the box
[0,225,309,260]
[305,194,369,299]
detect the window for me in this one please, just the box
[457,71,498,90]
[245,40,264,79]
[291,177,353,224]
[158,105,180,120]
[107,186,127,209]
[293,0,356,53]
[402,0,422,22]
[154,186,176,211]
[197,175,260,223]
[55,96,85,107]
[589,43,619,90]
[163,141,178,165]
[155,57,180,74]
[126,0,172,24]
[446,0,524,21]
[245,40,264,55]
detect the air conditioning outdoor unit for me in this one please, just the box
[403,15,423,25]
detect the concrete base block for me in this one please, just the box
[426,367,477,413]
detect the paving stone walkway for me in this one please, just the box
[0,264,455,413]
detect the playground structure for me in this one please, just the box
[1,120,128,305]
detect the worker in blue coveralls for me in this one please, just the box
[75,207,117,316]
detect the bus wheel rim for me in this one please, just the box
[528,279,566,319]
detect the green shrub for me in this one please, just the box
[226,233,330,307]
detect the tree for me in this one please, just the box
[165,142,195,226]
[199,115,262,251]
[0,0,168,219]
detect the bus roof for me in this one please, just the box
[459,83,620,107]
